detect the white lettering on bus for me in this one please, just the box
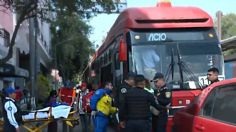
[148,33,167,41]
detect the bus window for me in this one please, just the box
[129,51,134,73]
[114,51,122,87]
[115,52,120,70]
[131,42,223,89]
[132,45,161,80]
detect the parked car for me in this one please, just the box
[172,78,236,132]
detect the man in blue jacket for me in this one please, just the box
[90,82,116,132]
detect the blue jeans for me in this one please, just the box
[94,113,109,132]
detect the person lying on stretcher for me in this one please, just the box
[22,103,71,120]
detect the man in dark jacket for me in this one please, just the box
[151,72,171,132]
[207,67,220,85]
[119,74,166,132]
[115,72,136,107]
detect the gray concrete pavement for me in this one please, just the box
[20,119,117,132]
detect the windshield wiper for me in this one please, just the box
[165,48,175,82]
[176,44,203,89]
[165,44,203,89]
[177,45,184,88]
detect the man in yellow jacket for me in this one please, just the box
[92,82,117,132]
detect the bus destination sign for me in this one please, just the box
[147,33,167,41]
[130,30,215,44]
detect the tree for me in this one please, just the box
[36,73,50,108]
[51,14,95,80]
[221,13,236,39]
[50,0,127,80]
[0,0,115,66]
[219,13,236,56]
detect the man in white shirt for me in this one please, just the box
[3,87,22,132]
[78,82,89,132]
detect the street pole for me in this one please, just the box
[34,18,39,103]
[29,17,36,110]
[216,11,223,40]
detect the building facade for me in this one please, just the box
[0,5,52,91]
[0,5,29,89]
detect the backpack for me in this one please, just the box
[59,87,76,106]
[90,89,107,111]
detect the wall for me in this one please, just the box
[0,6,13,33]
[0,5,14,90]
[225,60,236,79]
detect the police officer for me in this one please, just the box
[119,75,166,132]
[3,87,23,132]
[151,72,171,132]
[115,72,136,107]
[207,67,220,85]
[115,72,135,131]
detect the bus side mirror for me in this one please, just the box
[119,39,127,62]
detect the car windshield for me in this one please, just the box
[131,42,223,89]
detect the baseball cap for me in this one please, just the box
[5,87,16,95]
[151,72,164,82]
[81,82,87,88]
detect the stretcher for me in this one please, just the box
[21,105,80,132]
[1,114,80,132]
[0,106,80,132]
[22,111,79,132]
[21,86,81,132]
[0,111,79,132]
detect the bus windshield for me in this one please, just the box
[131,41,223,89]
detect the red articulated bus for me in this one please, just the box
[85,0,224,131]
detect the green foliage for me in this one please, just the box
[223,49,236,56]
[51,0,115,18]
[220,13,236,56]
[221,13,236,39]
[48,0,116,81]
[52,14,95,80]
[36,73,51,104]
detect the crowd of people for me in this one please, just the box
[0,67,220,132]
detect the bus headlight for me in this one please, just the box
[135,35,140,40]
[208,33,214,38]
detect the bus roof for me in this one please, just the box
[96,2,213,61]
[113,5,213,30]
